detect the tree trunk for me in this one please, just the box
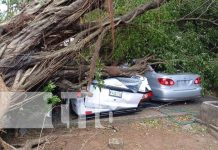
[0,0,166,119]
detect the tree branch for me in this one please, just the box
[165,18,218,26]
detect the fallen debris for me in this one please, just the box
[182,124,193,131]
[108,138,124,149]
[0,137,17,150]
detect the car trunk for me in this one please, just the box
[85,77,146,110]
[158,73,200,91]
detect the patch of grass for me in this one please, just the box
[140,118,162,128]
[174,115,193,122]
[168,115,207,134]
[138,117,208,136]
[190,123,208,134]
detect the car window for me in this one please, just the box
[150,62,186,73]
[150,64,167,73]
[173,62,185,73]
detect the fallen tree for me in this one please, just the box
[0,0,167,149]
[0,0,166,110]
[0,0,165,91]
[0,0,166,141]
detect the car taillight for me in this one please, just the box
[85,111,93,115]
[194,77,201,84]
[147,92,153,98]
[143,92,153,99]
[158,78,175,86]
[76,92,81,97]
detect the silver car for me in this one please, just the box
[145,64,202,102]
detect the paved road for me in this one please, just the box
[49,95,218,127]
[66,96,218,126]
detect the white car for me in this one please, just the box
[70,75,152,116]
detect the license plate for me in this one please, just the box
[177,80,190,85]
[109,90,122,98]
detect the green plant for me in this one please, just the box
[141,119,162,128]
[47,95,61,105]
[43,81,56,92]
[43,81,61,105]
[105,0,218,95]
[94,59,105,90]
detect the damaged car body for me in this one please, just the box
[70,75,152,116]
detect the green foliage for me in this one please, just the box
[43,81,56,92]
[43,81,61,105]
[47,95,61,105]
[94,59,105,90]
[111,0,218,95]
[83,9,106,22]
[115,0,150,15]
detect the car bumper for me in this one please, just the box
[151,87,202,101]
[71,99,139,116]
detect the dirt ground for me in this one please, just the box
[3,97,218,150]
[8,116,217,150]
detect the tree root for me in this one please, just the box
[0,136,49,150]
